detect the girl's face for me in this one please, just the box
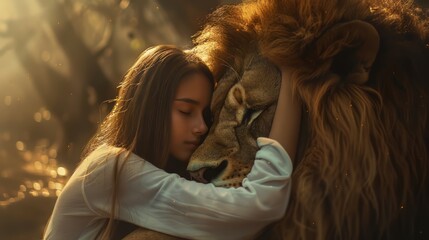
[169,72,212,162]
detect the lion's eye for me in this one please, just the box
[242,109,254,125]
[241,109,263,126]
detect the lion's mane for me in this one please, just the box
[193,0,429,239]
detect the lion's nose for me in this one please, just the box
[189,160,228,183]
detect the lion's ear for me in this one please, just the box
[316,20,380,84]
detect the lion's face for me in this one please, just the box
[187,54,280,187]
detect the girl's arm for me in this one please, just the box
[269,67,302,161]
[83,141,292,240]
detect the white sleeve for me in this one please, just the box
[83,137,292,240]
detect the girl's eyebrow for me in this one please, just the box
[175,98,199,105]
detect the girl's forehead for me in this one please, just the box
[176,73,212,93]
[174,73,212,106]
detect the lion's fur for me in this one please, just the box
[190,0,429,239]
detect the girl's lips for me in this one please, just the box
[185,141,200,149]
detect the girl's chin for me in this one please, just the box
[169,153,191,163]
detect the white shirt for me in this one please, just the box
[44,137,292,240]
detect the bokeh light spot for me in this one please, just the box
[57,167,68,176]
[34,112,42,122]
[42,109,51,120]
[16,141,25,151]
[119,0,130,9]
[33,182,41,191]
[4,96,12,106]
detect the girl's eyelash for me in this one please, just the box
[179,110,191,115]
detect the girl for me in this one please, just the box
[44,45,300,239]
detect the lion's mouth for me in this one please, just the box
[213,179,243,188]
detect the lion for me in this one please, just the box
[124,0,429,239]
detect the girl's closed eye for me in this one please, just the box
[179,110,192,115]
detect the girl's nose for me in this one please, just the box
[193,116,208,136]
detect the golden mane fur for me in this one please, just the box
[192,0,429,239]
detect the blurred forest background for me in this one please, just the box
[0,0,427,239]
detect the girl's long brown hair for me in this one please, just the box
[81,45,213,239]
